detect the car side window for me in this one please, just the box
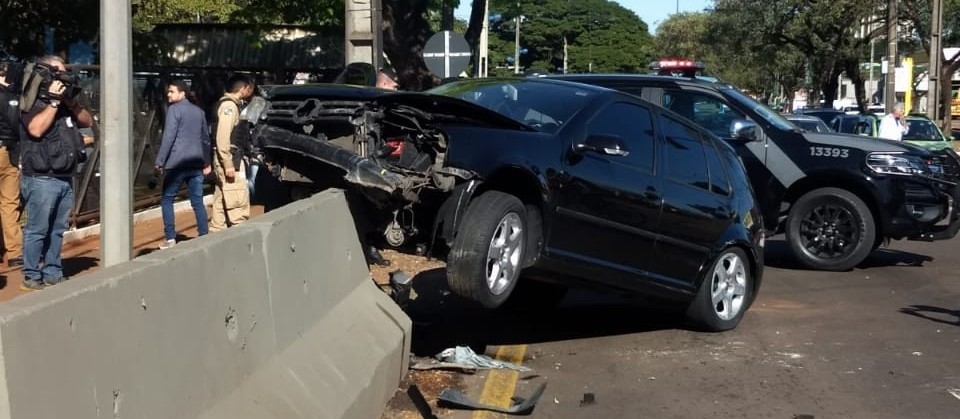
[663,116,710,191]
[663,90,744,138]
[586,102,655,172]
[704,140,731,196]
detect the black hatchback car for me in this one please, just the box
[253,78,764,331]
[553,70,960,271]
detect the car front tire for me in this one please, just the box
[686,247,753,332]
[786,187,876,271]
[446,191,526,308]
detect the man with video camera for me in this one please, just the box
[18,55,93,291]
[0,60,24,269]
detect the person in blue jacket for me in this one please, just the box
[154,80,211,249]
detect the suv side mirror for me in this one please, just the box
[730,120,760,142]
[574,134,630,157]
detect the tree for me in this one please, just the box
[901,0,960,127]
[0,0,99,59]
[712,0,884,109]
[486,0,652,75]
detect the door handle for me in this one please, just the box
[644,188,661,201]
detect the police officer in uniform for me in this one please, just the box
[210,74,254,232]
[0,61,23,267]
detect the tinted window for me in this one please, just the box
[586,102,655,172]
[704,140,731,195]
[663,90,745,138]
[429,79,596,133]
[663,117,710,191]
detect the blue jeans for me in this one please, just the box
[21,175,73,282]
[161,168,208,241]
[246,160,259,198]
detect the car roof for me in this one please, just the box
[545,73,730,89]
[784,114,822,121]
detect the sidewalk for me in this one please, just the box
[0,203,264,303]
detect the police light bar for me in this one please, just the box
[649,59,706,77]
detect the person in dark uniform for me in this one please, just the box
[0,61,23,268]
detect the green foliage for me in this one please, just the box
[710,0,884,107]
[487,0,653,74]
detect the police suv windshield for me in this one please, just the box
[722,87,796,132]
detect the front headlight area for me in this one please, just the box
[866,152,930,176]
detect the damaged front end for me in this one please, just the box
[253,89,481,247]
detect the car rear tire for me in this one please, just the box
[446,191,527,308]
[786,187,876,271]
[686,247,752,332]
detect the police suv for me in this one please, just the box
[552,61,960,271]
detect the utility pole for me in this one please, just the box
[478,0,489,77]
[101,0,134,266]
[885,0,897,113]
[514,4,521,74]
[927,0,944,125]
[345,0,382,70]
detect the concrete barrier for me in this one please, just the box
[0,189,411,419]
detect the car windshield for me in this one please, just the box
[789,118,831,133]
[429,79,595,133]
[722,87,796,131]
[904,118,946,142]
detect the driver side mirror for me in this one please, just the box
[574,134,630,157]
[730,119,760,142]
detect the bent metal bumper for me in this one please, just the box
[908,181,960,241]
[254,125,406,194]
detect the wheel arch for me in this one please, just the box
[781,172,884,238]
[699,233,763,300]
[432,166,548,257]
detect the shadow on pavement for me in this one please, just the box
[899,305,960,327]
[64,256,98,277]
[763,238,933,270]
[404,268,684,357]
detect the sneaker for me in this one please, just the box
[19,279,46,291]
[7,257,22,267]
[159,239,176,250]
[43,276,68,286]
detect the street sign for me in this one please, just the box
[423,30,471,78]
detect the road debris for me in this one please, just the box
[405,385,438,419]
[431,346,532,372]
[948,388,960,401]
[409,356,478,374]
[437,382,547,415]
[389,270,413,307]
[579,393,596,407]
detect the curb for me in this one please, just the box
[64,195,215,244]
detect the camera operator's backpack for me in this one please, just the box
[19,61,43,112]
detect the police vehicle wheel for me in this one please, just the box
[446,191,527,308]
[786,188,876,271]
[686,247,752,331]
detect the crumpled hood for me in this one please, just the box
[804,132,930,155]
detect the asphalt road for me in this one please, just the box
[382,235,960,419]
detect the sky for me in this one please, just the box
[454,0,713,35]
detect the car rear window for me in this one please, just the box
[429,80,595,133]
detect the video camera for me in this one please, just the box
[33,62,81,101]
[19,61,82,112]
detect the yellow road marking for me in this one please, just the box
[472,344,527,419]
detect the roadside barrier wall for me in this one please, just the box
[0,189,411,419]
